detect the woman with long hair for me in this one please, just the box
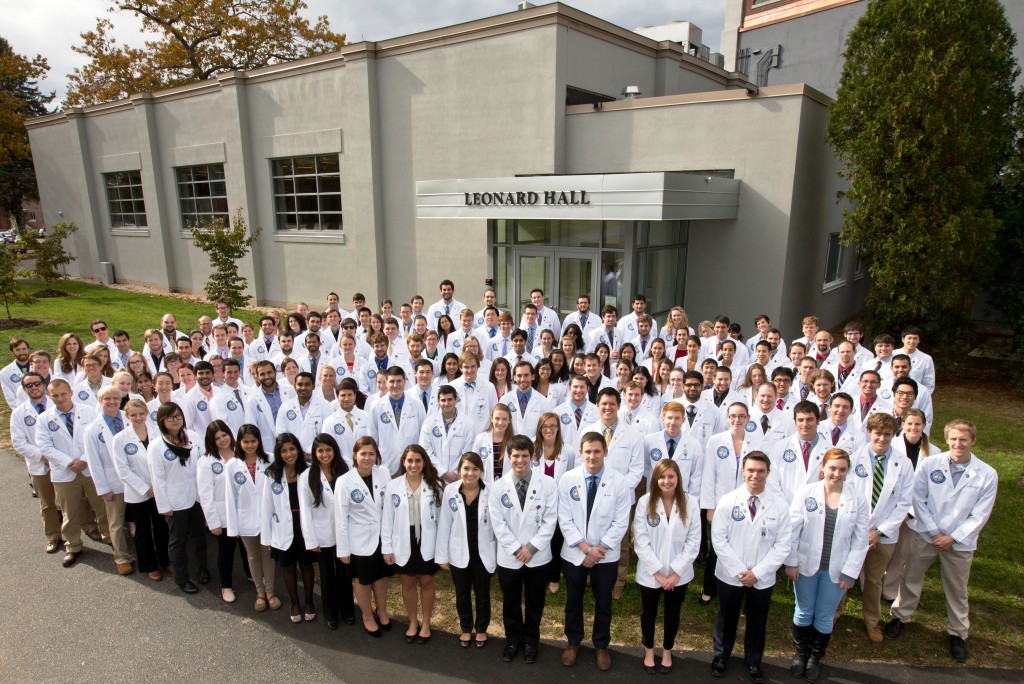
[594,342,611,377]
[263,433,316,624]
[198,420,249,602]
[472,403,513,483]
[489,358,513,400]
[148,401,209,594]
[382,444,444,644]
[549,349,571,388]
[633,459,701,673]
[533,357,565,404]
[437,352,462,386]
[435,451,496,647]
[54,333,86,383]
[112,398,169,582]
[738,363,768,407]
[336,436,393,636]
[436,314,456,354]
[299,433,355,629]
[660,306,691,345]
[224,424,277,612]
[532,412,575,592]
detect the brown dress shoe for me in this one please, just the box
[45,540,62,554]
[147,570,163,581]
[85,529,103,543]
[596,649,612,671]
[865,621,884,643]
[116,562,134,576]
[611,585,624,600]
[62,551,81,567]
[561,645,580,667]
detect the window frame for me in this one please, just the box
[103,170,148,230]
[270,154,343,233]
[175,163,229,232]
[822,232,846,292]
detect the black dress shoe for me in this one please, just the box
[417,632,432,645]
[643,663,658,674]
[327,617,339,630]
[502,643,519,662]
[364,624,382,638]
[343,615,356,625]
[710,656,726,677]
[748,665,764,683]
[180,580,199,594]
[658,664,673,674]
[373,614,392,631]
[949,635,968,662]
[197,569,211,584]
[524,645,537,664]
[404,632,417,644]
[699,595,713,606]
[884,618,906,640]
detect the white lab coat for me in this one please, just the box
[334,466,390,558]
[744,408,795,453]
[381,476,440,567]
[769,434,832,503]
[298,466,337,550]
[419,411,476,476]
[10,400,47,476]
[83,412,127,496]
[644,431,703,496]
[470,431,507,484]
[196,454,232,531]
[354,357,400,395]
[848,446,914,544]
[449,377,497,436]
[532,442,576,484]
[245,383,297,447]
[71,377,112,409]
[368,395,427,474]
[489,470,558,569]
[111,425,153,504]
[224,457,270,537]
[632,494,701,588]
[895,347,936,393]
[275,395,334,454]
[35,403,97,483]
[786,481,869,583]
[677,398,724,449]
[436,480,497,572]
[557,466,632,566]
[0,360,27,408]
[712,485,792,589]
[553,399,599,449]
[260,471,295,550]
[147,432,202,513]
[820,421,865,456]
[578,420,645,492]
[908,453,998,551]
[699,430,749,511]
[181,386,216,436]
[562,311,601,337]
[210,390,251,436]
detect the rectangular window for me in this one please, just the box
[104,170,147,229]
[823,232,846,289]
[176,164,228,230]
[271,155,342,232]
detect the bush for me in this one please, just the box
[190,209,261,309]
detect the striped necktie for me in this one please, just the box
[871,453,886,509]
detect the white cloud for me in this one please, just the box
[0,0,725,105]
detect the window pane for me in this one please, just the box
[212,197,229,213]
[317,156,339,174]
[273,159,293,176]
[274,178,294,195]
[295,176,318,194]
[600,251,624,311]
[320,214,342,231]
[294,157,316,175]
[297,196,319,213]
[493,244,512,310]
[603,221,627,248]
[319,175,340,193]
[320,194,342,213]
[270,155,343,232]
[298,213,320,230]
[516,220,550,245]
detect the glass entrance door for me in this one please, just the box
[556,255,596,321]
[515,250,598,323]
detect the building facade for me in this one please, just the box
[27,2,865,333]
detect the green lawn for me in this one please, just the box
[1,280,1021,667]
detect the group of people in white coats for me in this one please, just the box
[4,290,998,678]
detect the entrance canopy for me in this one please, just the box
[416,172,740,221]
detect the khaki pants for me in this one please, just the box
[616,480,646,590]
[882,520,913,600]
[104,492,132,565]
[891,532,974,639]
[53,474,109,554]
[861,542,896,626]
[241,535,276,595]
[30,473,61,542]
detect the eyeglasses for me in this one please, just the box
[683,382,703,388]
[22,381,43,388]
[540,424,559,431]
[92,326,107,333]
[894,390,916,397]
[165,414,184,422]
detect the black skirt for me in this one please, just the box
[273,512,315,567]
[350,542,394,586]
[396,526,439,577]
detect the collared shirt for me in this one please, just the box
[262,386,282,422]
[375,355,389,371]
[515,389,532,406]
[102,412,124,434]
[299,399,311,419]
[443,411,457,434]
[949,457,971,487]
[801,434,820,452]
[390,395,405,418]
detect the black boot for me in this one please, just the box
[804,628,831,682]
[790,624,812,678]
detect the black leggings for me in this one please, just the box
[317,546,355,621]
[640,583,689,649]
[125,498,169,573]
[450,556,493,633]
[216,533,249,589]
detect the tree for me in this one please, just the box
[0,244,33,319]
[825,0,1020,363]
[20,221,78,293]
[0,37,52,230]
[990,101,1024,359]
[190,209,260,308]
[65,0,346,107]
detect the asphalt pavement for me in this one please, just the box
[0,449,1019,683]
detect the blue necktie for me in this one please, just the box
[62,412,74,436]
[586,475,598,522]
[489,328,496,338]
[112,417,123,434]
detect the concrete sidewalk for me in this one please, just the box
[0,449,1018,683]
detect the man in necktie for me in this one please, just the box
[491,436,558,664]
[856,370,885,425]
[558,432,632,672]
[522,304,541,353]
[305,332,322,378]
[11,373,61,552]
[856,414,913,644]
[89,386,134,575]
[710,452,791,682]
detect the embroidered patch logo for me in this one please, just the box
[211,462,223,474]
[286,409,297,421]
[197,400,208,412]
[560,413,572,425]
[23,415,35,427]
[150,411,158,421]
[9,372,20,382]
[783,449,797,463]
[854,464,869,478]
[717,446,729,460]
[432,426,443,438]
[125,443,138,455]
[367,369,377,379]
[569,486,581,502]
[165,449,178,462]
[380,413,391,424]
[391,493,401,508]
[478,446,489,459]
[271,481,284,495]
[650,448,663,462]
[646,513,661,527]
[930,470,946,484]
[500,493,514,509]
[448,497,459,512]
[351,489,365,503]
[47,420,59,432]
[745,420,757,433]
[731,505,746,521]
[98,433,105,444]
[333,424,345,435]
[805,497,818,512]
[226,400,238,411]
[78,391,89,401]
[433,311,441,319]
[233,471,246,484]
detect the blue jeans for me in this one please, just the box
[793,569,846,633]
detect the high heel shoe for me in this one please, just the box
[374,613,392,632]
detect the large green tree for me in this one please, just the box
[0,37,52,230]
[65,0,346,107]
[826,0,1020,361]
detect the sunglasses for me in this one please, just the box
[92,326,107,333]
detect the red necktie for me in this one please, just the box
[831,426,841,446]
[776,398,784,410]
[801,441,810,469]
